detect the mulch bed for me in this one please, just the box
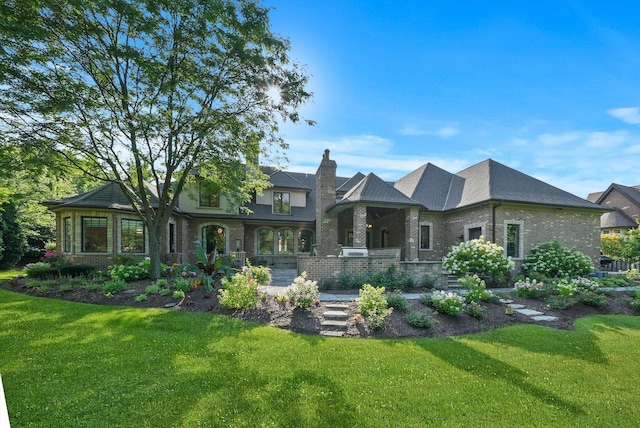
[1,276,638,339]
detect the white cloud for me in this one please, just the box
[585,131,627,148]
[607,107,640,125]
[538,132,581,146]
[399,125,459,137]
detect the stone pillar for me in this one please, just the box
[405,206,420,261]
[353,204,367,247]
[315,149,339,256]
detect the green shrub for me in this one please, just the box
[464,302,486,319]
[173,278,192,293]
[135,294,148,302]
[459,274,493,303]
[405,310,435,328]
[430,290,465,316]
[578,291,608,308]
[23,262,55,279]
[545,294,576,310]
[384,290,409,312]
[419,293,433,306]
[158,288,171,296]
[218,271,259,309]
[145,284,161,294]
[596,276,631,287]
[155,278,168,287]
[103,280,127,294]
[246,262,272,286]
[61,264,96,277]
[172,290,185,299]
[107,261,149,281]
[285,272,319,309]
[442,236,514,284]
[523,241,594,279]
[356,284,393,330]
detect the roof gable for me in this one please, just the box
[336,173,423,207]
[594,183,640,207]
[43,181,152,211]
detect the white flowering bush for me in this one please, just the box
[554,278,578,298]
[522,241,594,279]
[571,277,600,293]
[285,271,320,309]
[458,274,493,303]
[430,290,466,316]
[357,284,393,330]
[513,277,545,298]
[442,236,514,284]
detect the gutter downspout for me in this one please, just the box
[492,200,503,243]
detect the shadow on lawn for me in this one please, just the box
[420,338,585,416]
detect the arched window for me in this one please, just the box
[257,229,274,255]
[202,225,225,255]
[278,229,294,255]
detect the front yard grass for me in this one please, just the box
[1,288,640,427]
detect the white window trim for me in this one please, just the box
[419,221,433,250]
[503,220,524,259]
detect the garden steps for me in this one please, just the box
[320,304,352,337]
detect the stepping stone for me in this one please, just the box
[323,310,349,319]
[532,315,559,322]
[508,303,525,309]
[321,320,348,327]
[499,299,514,304]
[326,304,350,310]
[515,308,544,316]
[320,330,344,337]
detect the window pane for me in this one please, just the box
[420,225,430,249]
[63,217,72,253]
[298,230,313,252]
[199,182,220,207]
[257,229,274,255]
[469,227,482,240]
[121,219,145,253]
[82,217,107,252]
[273,192,291,214]
[278,229,294,254]
[507,224,520,258]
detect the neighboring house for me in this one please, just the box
[587,183,640,235]
[44,149,607,279]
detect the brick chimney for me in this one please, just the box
[315,149,339,256]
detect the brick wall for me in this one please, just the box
[598,188,640,223]
[298,254,446,287]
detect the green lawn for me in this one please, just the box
[1,288,640,427]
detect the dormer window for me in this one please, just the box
[199,182,220,208]
[273,191,290,215]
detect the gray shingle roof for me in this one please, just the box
[43,181,154,211]
[594,183,640,207]
[335,173,424,208]
[600,209,637,228]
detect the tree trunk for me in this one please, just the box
[148,226,164,280]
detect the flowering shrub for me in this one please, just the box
[553,278,578,298]
[442,236,514,284]
[108,259,151,281]
[522,241,594,279]
[246,262,272,286]
[572,277,600,293]
[458,274,493,303]
[513,277,545,298]
[218,271,259,309]
[430,290,465,316]
[285,272,319,309]
[356,284,393,330]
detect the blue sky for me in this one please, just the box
[264,0,640,198]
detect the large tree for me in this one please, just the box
[0,0,312,278]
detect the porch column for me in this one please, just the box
[353,204,367,247]
[405,206,420,261]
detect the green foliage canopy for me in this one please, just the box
[0,0,312,278]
